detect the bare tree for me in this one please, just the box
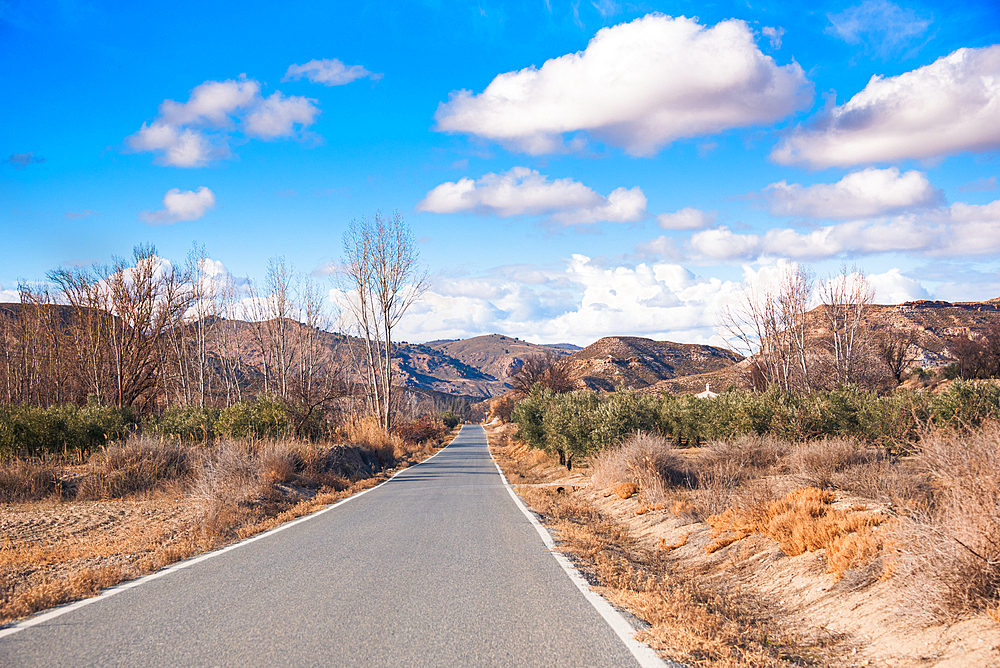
[510,351,574,396]
[48,244,192,409]
[875,327,921,384]
[819,265,875,386]
[721,264,814,392]
[340,212,427,430]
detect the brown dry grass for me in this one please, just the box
[1,422,459,626]
[489,430,813,667]
[892,424,1000,622]
[706,487,888,579]
[590,432,690,506]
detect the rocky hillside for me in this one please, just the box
[559,336,743,392]
[643,298,1000,396]
[422,334,578,391]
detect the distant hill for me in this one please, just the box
[642,298,1000,396]
[559,336,743,392]
[422,334,575,392]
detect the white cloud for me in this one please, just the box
[826,0,931,60]
[772,45,1000,168]
[764,167,943,219]
[762,26,784,50]
[0,284,19,303]
[868,268,930,303]
[243,92,321,139]
[681,193,1000,262]
[140,187,216,225]
[65,209,99,219]
[434,14,812,156]
[657,207,716,230]
[283,58,382,86]
[127,76,320,167]
[390,254,742,346]
[417,167,647,226]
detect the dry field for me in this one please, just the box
[1,422,455,626]
[487,422,1000,668]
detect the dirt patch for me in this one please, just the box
[486,422,1000,667]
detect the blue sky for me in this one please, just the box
[3,0,1000,346]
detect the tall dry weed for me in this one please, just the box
[590,432,689,505]
[0,460,63,502]
[892,424,1000,621]
[77,436,193,500]
[341,415,402,464]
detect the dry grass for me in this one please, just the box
[513,484,812,667]
[0,460,63,502]
[77,437,194,500]
[706,487,889,579]
[491,432,814,667]
[590,432,690,506]
[1,421,458,626]
[892,424,1000,622]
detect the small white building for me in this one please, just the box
[695,382,718,399]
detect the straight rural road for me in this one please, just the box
[1,425,661,667]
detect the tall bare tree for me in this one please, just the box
[819,265,875,386]
[340,212,427,430]
[721,264,814,392]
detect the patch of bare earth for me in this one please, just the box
[486,423,1000,668]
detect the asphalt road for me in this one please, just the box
[0,425,655,667]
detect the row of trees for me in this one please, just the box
[721,264,928,392]
[0,212,429,433]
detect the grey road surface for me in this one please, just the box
[1,425,650,667]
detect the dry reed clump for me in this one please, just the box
[702,435,789,475]
[191,438,265,538]
[590,432,689,505]
[787,437,878,490]
[341,415,403,465]
[892,424,1000,622]
[77,437,193,500]
[0,460,63,502]
[707,487,889,579]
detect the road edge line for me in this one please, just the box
[0,427,462,640]
[490,457,671,668]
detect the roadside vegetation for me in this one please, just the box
[0,217,466,626]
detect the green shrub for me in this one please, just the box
[149,405,220,441]
[439,411,460,429]
[215,394,290,440]
[0,403,134,460]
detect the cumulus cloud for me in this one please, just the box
[764,167,943,219]
[127,76,320,167]
[388,255,743,346]
[417,167,647,226]
[772,45,1000,168]
[140,187,216,225]
[283,58,382,86]
[868,268,930,303]
[434,14,812,156]
[657,207,716,230]
[826,0,932,60]
[6,152,45,169]
[681,193,1000,262]
[0,283,19,303]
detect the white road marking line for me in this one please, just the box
[490,457,671,668]
[0,429,459,639]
